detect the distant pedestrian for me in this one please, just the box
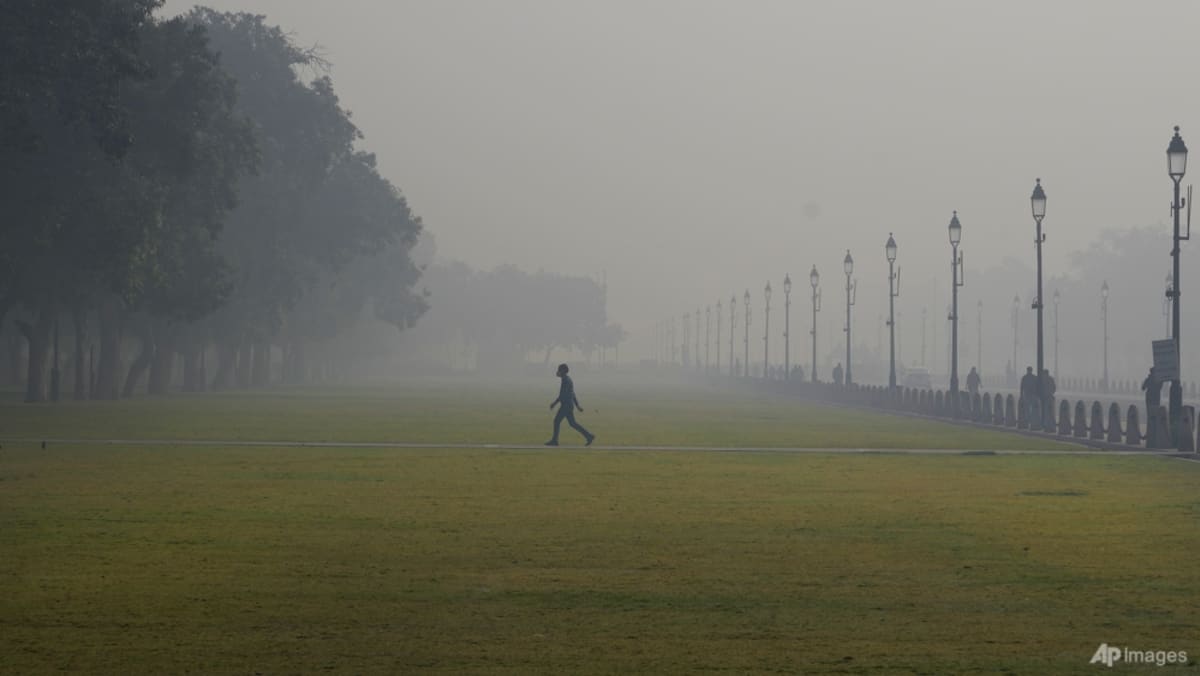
[966,366,981,396]
[1019,366,1036,400]
[1142,367,1161,409]
[1019,366,1037,419]
[1042,369,1056,401]
[546,363,594,447]
[832,362,844,386]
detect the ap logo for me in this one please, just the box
[1090,643,1121,667]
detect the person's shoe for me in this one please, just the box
[585,434,595,447]
[544,440,559,446]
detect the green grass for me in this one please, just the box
[1,378,1079,451]
[1,443,1197,673]
[1,379,1194,673]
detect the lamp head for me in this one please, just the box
[948,211,962,245]
[1168,126,1188,179]
[885,233,897,262]
[843,250,854,276]
[1031,178,1046,220]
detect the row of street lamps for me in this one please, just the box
[663,267,1142,397]
[659,127,1189,433]
[657,270,828,381]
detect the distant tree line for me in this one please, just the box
[0,2,427,401]
[403,261,625,372]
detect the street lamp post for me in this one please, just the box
[657,321,667,367]
[810,266,821,382]
[977,299,983,381]
[670,316,677,365]
[658,321,664,369]
[1167,126,1188,442]
[683,312,690,369]
[1031,178,1048,419]
[763,282,772,378]
[886,234,900,389]
[744,290,752,378]
[1053,289,1060,379]
[1165,273,1173,338]
[705,305,711,372]
[843,251,856,385]
[948,212,964,413]
[729,295,736,377]
[695,309,701,372]
[783,275,792,379]
[921,307,927,366]
[1011,294,1020,379]
[1101,280,1109,393]
[946,304,952,377]
[664,319,669,365]
[716,300,722,373]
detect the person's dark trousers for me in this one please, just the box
[552,406,592,443]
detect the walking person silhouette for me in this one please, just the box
[546,363,595,447]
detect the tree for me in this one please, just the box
[0,3,253,401]
[279,151,426,382]
[402,263,620,371]
[188,10,363,389]
[0,0,162,155]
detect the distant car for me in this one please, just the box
[901,367,932,390]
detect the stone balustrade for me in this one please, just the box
[737,377,1198,452]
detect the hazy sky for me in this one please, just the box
[162,0,1200,363]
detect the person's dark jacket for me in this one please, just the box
[1020,372,1037,399]
[1142,373,1161,408]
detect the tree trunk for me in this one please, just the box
[95,298,123,400]
[235,340,252,389]
[122,325,154,398]
[283,341,306,384]
[147,323,176,395]
[18,309,53,402]
[281,343,294,383]
[71,306,88,400]
[251,340,271,387]
[211,342,236,390]
[2,330,21,388]
[181,337,202,393]
[199,346,208,391]
[0,298,10,366]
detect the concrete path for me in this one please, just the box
[0,437,1191,457]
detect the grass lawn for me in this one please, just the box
[1,377,1079,451]
[2,379,1194,673]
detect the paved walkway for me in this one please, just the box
[0,437,1189,457]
